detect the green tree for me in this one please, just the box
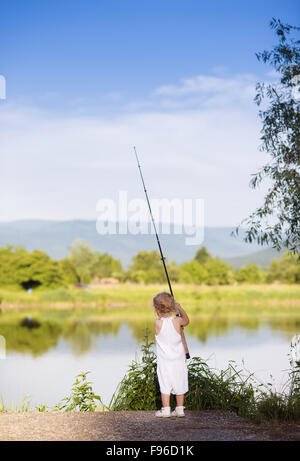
[205,258,234,285]
[91,253,124,280]
[0,245,18,286]
[180,260,208,284]
[0,246,65,289]
[58,258,79,285]
[168,261,181,283]
[69,239,96,283]
[235,263,265,284]
[127,250,165,284]
[14,249,65,289]
[267,252,300,283]
[235,19,300,253]
[194,246,213,265]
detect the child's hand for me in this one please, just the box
[174,301,183,313]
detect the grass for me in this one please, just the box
[0,394,32,413]
[0,283,300,314]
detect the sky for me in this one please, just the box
[0,0,299,226]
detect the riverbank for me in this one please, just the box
[0,410,299,441]
[1,284,300,312]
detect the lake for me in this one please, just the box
[0,312,298,409]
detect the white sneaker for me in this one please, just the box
[155,406,171,418]
[171,406,185,417]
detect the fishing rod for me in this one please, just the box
[133,146,190,359]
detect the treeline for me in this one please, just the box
[0,240,299,290]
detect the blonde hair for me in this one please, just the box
[153,291,176,316]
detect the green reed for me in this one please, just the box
[0,394,31,413]
[109,331,300,422]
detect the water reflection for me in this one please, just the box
[0,310,299,356]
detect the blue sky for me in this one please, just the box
[1,0,298,109]
[0,0,299,226]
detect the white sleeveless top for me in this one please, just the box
[155,317,185,361]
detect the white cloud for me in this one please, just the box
[0,72,270,226]
[152,73,257,107]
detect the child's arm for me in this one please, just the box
[154,318,163,335]
[174,301,189,327]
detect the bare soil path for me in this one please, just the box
[0,410,299,441]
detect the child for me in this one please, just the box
[153,291,189,418]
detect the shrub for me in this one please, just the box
[53,371,103,412]
[109,333,300,422]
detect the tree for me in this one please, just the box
[194,246,213,265]
[58,258,79,285]
[235,263,265,284]
[0,245,17,286]
[205,258,234,285]
[168,261,181,283]
[180,260,208,284]
[14,249,65,289]
[127,250,165,284]
[69,239,96,283]
[91,252,124,280]
[267,252,300,283]
[69,240,124,283]
[0,246,65,289]
[234,19,300,253]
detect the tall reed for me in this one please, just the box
[109,331,300,422]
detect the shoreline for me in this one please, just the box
[0,283,299,311]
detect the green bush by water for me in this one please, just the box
[109,333,159,411]
[109,332,300,422]
[109,332,257,416]
[53,371,104,412]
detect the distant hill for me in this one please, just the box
[224,247,286,269]
[0,219,273,268]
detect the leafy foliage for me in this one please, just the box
[53,371,103,412]
[194,246,213,264]
[126,250,166,284]
[267,251,300,283]
[109,333,300,422]
[235,263,265,284]
[69,240,98,283]
[58,258,79,285]
[180,260,208,284]
[109,334,256,416]
[180,251,234,285]
[0,245,65,289]
[69,239,124,283]
[109,331,159,410]
[0,241,124,289]
[0,243,298,290]
[235,18,300,253]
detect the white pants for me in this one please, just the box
[157,357,188,395]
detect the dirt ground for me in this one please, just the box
[0,410,299,441]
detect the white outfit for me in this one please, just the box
[155,317,188,395]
